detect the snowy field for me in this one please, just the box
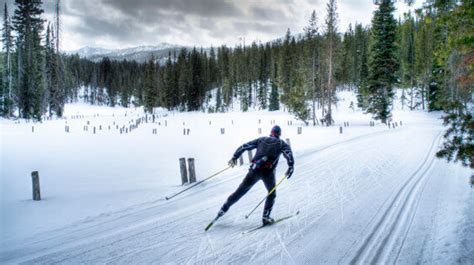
[1,91,472,264]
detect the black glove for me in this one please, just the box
[286,166,294,179]
[228,158,237,168]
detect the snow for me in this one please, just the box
[0,91,472,264]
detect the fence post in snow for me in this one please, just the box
[239,156,244,166]
[93,127,96,134]
[188,158,196,183]
[179,158,188,185]
[32,126,34,133]
[297,127,302,135]
[31,171,41,201]
[286,138,291,148]
[247,150,253,163]
[221,128,225,135]
[339,126,343,134]
[258,128,262,134]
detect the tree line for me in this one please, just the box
[0,0,471,168]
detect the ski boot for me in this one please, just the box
[262,216,275,226]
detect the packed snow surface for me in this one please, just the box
[1,92,472,264]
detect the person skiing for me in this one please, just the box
[215,125,294,225]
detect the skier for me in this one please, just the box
[215,125,294,225]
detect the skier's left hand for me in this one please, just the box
[286,166,294,179]
[228,158,237,168]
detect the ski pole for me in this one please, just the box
[245,174,287,219]
[165,166,231,200]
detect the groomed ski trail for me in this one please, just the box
[1,121,471,264]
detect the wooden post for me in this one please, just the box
[188,158,196,183]
[93,127,96,134]
[221,128,225,134]
[183,128,186,135]
[247,150,253,163]
[31,171,41,201]
[258,128,262,134]
[339,126,343,134]
[286,138,291,147]
[400,121,403,126]
[179,158,188,185]
[297,127,302,134]
[32,126,34,133]
[239,156,244,166]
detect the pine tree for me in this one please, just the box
[12,0,46,120]
[45,23,63,116]
[1,2,13,117]
[413,9,434,111]
[278,28,293,108]
[162,52,174,109]
[269,62,280,111]
[304,10,320,125]
[400,11,416,110]
[366,0,399,124]
[324,0,338,126]
[435,0,473,172]
[288,66,310,125]
[355,23,369,109]
[143,55,158,113]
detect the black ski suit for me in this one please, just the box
[221,135,294,218]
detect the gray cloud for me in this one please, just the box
[250,6,288,22]
[101,0,243,19]
[5,0,421,51]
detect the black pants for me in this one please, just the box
[221,168,276,217]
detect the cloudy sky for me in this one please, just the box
[8,0,422,51]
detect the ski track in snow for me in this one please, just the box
[347,131,443,264]
[1,117,472,264]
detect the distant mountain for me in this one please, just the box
[66,43,183,63]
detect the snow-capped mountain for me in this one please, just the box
[66,43,182,63]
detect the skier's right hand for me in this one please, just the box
[228,158,237,168]
[286,166,294,179]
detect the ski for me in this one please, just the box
[241,210,300,235]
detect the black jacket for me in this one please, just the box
[232,136,294,170]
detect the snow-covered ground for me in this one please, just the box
[1,91,472,264]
